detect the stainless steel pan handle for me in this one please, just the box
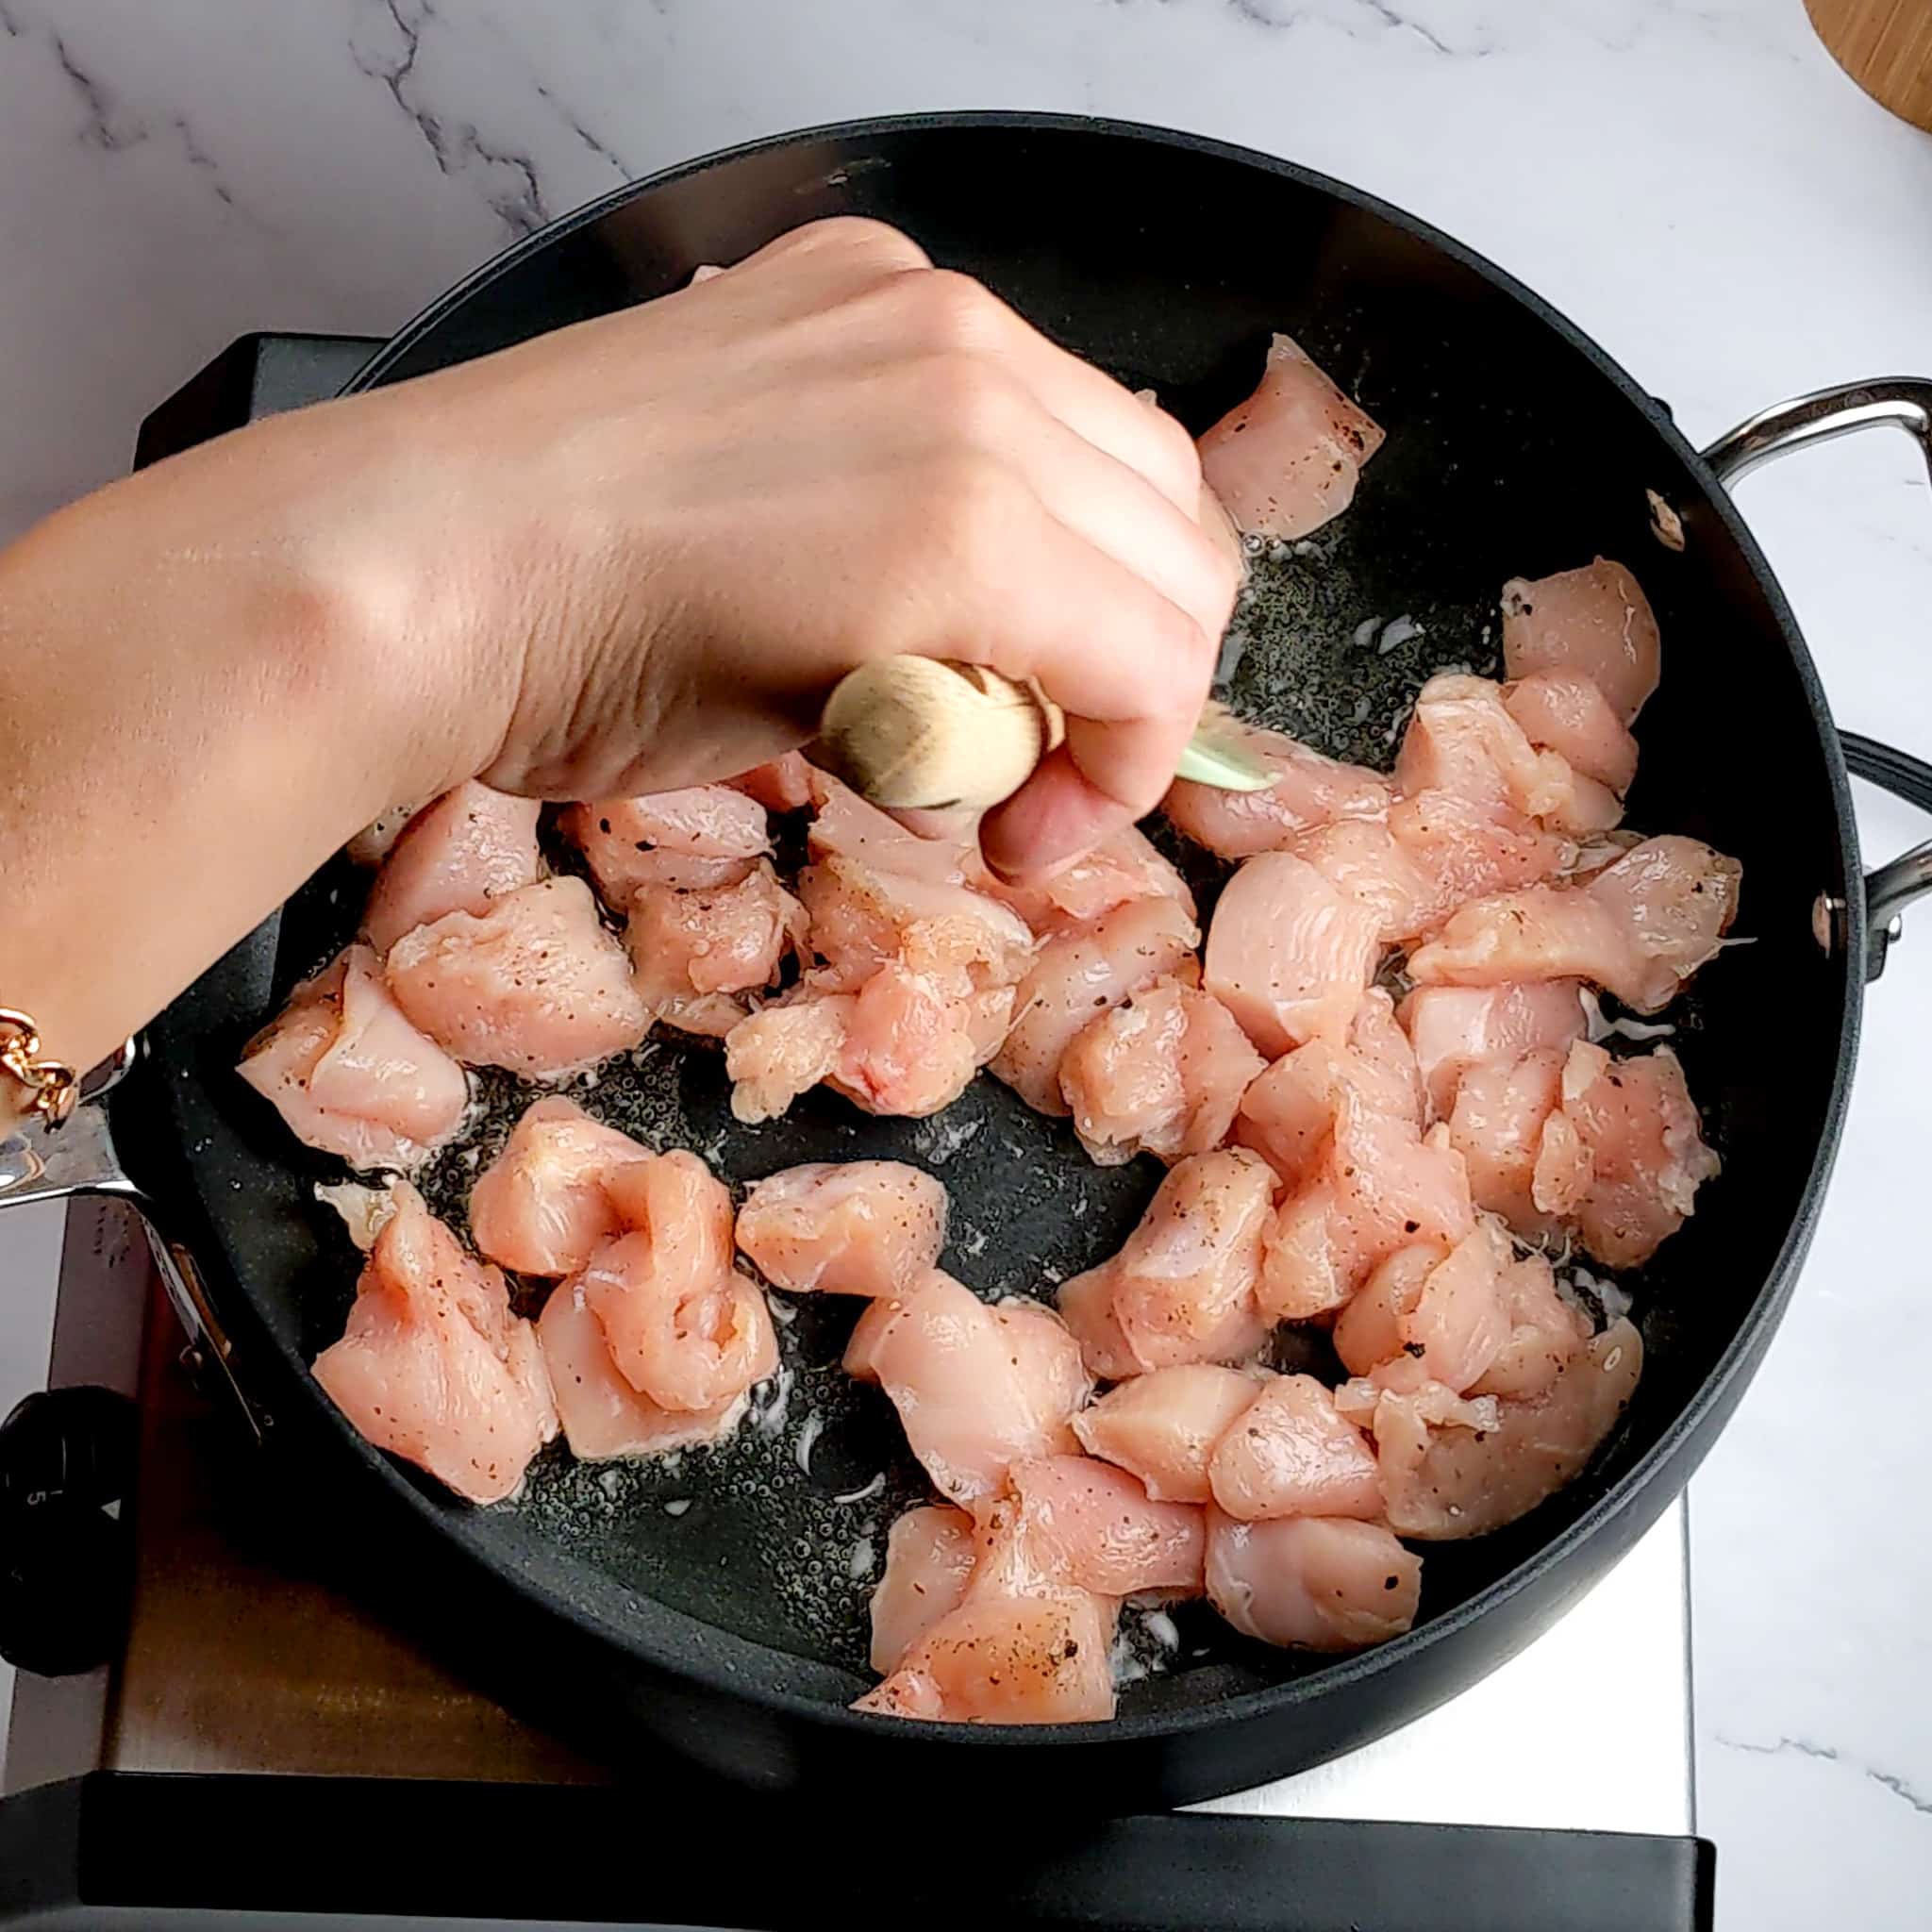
[1703,379,1932,981]
[0,1045,264,1441]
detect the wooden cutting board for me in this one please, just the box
[1808,0,1932,132]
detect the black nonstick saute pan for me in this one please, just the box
[10,112,1932,1811]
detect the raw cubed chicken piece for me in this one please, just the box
[1383,791,1574,937]
[386,877,651,1078]
[563,787,771,906]
[1165,721,1392,860]
[799,772,1026,983]
[539,1278,764,1461]
[1058,978,1266,1167]
[1503,672,1640,795]
[1196,332,1385,541]
[468,1095,652,1277]
[829,963,997,1117]
[1502,559,1661,724]
[724,995,854,1124]
[726,753,815,812]
[1056,1150,1274,1378]
[1406,835,1741,1013]
[1398,981,1588,1119]
[991,896,1199,1115]
[1334,1375,1495,1435]
[1206,851,1384,1058]
[1207,1374,1383,1522]
[1258,1089,1474,1322]
[1348,989,1429,1123]
[1288,819,1433,945]
[985,1455,1208,1599]
[799,852,1031,996]
[1331,1244,1448,1375]
[1450,1049,1571,1233]
[736,1159,947,1298]
[361,782,543,958]
[1235,988,1424,1189]
[984,824,1194,937]
[311,1182,557,1505]
[1374,1319,1641,1539]
[1532,1041,1720,1268]
[1394,675,1620,838]
[741,774,1031,1123]
[1072,1364,1269,1504]
[1339,1222,1511,1397]
[1241,1000,1472,1324]
[625,860,806,1035]
[578,1153,777,1413]
[854,1585,1117,1724]
[869,1505,978,1674]
[238,944,468,1172]
[1053,1268,1144,1384]
[346,800,428,868]
[1206,1512,1422,1652]
[1470,1251,1592,1401]
[842,1273,1090,1510]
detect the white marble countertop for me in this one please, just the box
[2,2,1929,1923]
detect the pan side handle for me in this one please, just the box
[0,1046,265,1444]
[1702,379,1932,981]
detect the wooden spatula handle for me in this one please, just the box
[814,658,1067,811]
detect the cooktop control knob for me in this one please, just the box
[0,1387,136,1676]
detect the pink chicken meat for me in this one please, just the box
[724,775,1031,1123]
[1056,1149,1274,1379]
[1370,1318,1642,1539]
[1165,721,1392,862]
[1399,981,1589,1119]
[310,1182,557,1505]
[844,1272,1091,1510]
[1058,978,1266,1167]
[1206,851,1384,1058]
[735,1159,947,1298]
[564,787,772,904]
[1196,331,1386,541]
[1530,1041,1721,1268]
[1394,674,1621,838]
[1207,1513,1421,1652]
[1407,835,1741,1014]
[239,944,468,1172]
[468,1095,652,1277]
[991,895,1197,1116]
[1502,559,1661,724]
[983,824,1194,936]
[1072,1364,1268,1504]
[385,877,651,1078]
[577,1155,777,1415]
[361,782,542,958]
[540,1280,771,1461]
[625,861,806,1036]
[1207,1374,1384,1522]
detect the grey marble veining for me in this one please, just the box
[3,3,1931,1924]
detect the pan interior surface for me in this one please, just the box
[143,118,1852,1732]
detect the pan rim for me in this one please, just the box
[149,108,1866,1760]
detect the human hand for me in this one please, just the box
[306,215,1239,877]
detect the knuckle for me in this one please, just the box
[913,350,1022,447]
[926,448,1024,570]
[788,215,929,270]
[897,267,1001,350]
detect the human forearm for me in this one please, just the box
[0,433,493,1095]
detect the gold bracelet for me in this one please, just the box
[0,1008,79,1128]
